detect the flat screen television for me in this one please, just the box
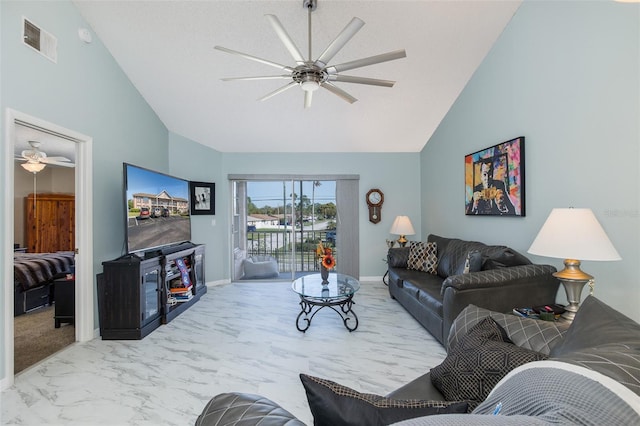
[123,163,191,254]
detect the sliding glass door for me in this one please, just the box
[230,174,359,281]
[240,179,336,280]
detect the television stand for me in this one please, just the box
[98,244,206,340]
[159,241,196,256]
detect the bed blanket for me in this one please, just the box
[14,252,75,291]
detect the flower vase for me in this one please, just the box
[320,265,329,283]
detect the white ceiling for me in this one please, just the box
[72,0,521,153]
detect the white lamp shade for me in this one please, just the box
[390,215,415,236]
[528,208,621,261]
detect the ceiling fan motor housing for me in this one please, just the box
[293,65,326,91]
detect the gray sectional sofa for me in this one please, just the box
[387,234,560,344]
[196,296,640,425]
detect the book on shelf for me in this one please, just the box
[174,292,193,302]
[170,285,192,294]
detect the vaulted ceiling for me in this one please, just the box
[72,1,521,153]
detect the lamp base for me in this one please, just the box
[553,259,593,322]
[397,235,408,247]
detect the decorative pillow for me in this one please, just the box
[407,241,438,274]
[430,317,548,405]
[300,374,468,426]
[458,250,482,275]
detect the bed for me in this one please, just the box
[14,251,75,316]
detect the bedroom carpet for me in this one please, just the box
[13,305,75,374]
[2,280,445,425]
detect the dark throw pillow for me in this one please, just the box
[407,241,438,274]
[299,374,468,426]
[456,250,482,275]
[430,317,548,405]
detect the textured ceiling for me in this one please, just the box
[72,0,520,153]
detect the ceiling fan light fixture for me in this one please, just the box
[22,162,46,173]
[301,80,320,92]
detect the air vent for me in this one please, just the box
[22,17,57,63]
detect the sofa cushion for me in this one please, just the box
[480,246,531,270]
[195,392,305,426]
[550,295,640,357]
[430,317,548,406]
[549,296,640,397]
[407,241,438,273]
[299,374,469,426]
[242,255,279,279]
[427,234,531,278]
[448,304,568,354]
[429,236,487,278]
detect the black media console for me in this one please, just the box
[97,243,206,340]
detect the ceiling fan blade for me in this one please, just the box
[326,49,407,74]
[304,90,313,109]
[214,46,294,72]
[47,161,76,168]
[314,17,365,68]
[257,82,298,102]
[322,82,357,104]
[265,14,305,65]
[328,75,396,87]
[42,156,71,163]
[222,75,292,81]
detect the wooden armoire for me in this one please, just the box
[25,193,75,253]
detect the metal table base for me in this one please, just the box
[295,295,359,332]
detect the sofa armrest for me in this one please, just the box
[196,392,305,426]
[440,264,560,344]
[441,264,558,294]
[387,247,410,268]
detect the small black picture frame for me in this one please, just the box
[189,181,215,215]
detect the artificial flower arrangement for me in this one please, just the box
[316,241,336,270]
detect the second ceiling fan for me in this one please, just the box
[215,0,407,108]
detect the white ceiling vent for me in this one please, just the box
[22,17,57,63]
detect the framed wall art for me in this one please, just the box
[190,181,215,215]
[465,136,525,216]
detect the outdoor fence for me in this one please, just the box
[246,229,336,273]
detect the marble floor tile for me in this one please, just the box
[1,280,446,425]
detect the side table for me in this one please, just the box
[54,277,75,328]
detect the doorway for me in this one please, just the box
[3,109,93,388]
[229,174,359,281]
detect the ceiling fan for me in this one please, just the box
[15,141,75,170]
[215,0,407,108]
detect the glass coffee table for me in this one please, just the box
[291,273,360,332]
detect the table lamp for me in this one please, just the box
[528,208,621,321]
[390,216,415,247]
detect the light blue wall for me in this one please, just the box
[221,153,421,276]
[421,1,640,321]
[1,0,169,380]
[168,132,225,281]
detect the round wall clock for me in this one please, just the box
[366,188,384,224]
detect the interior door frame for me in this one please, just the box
[2,109,94,389]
